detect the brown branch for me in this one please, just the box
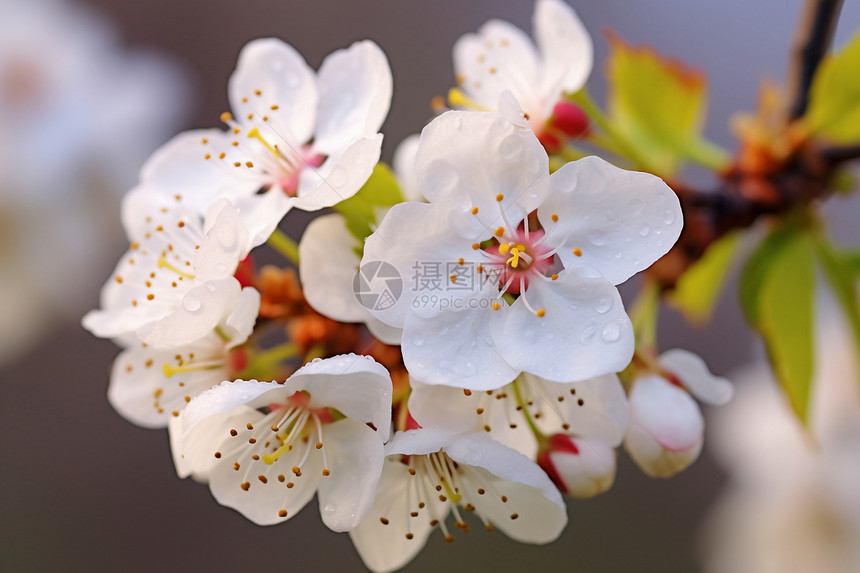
[787,0,844,119]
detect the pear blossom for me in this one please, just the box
[178,354,391,530]
[349,428,567,573]
[139,38,392,222]
[625,349,733,478]
[83,194,268,347]
[361,111,682,389]
[536,433,616,498]
[107,285,259,429]
[451,0,592,149]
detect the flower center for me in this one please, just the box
[375,449,521,542]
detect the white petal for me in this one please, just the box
[445,433,567,543]
[392,134,422,202]
[523,373,629,446]
[401,309,517,390]
[384,428,457,458]
[541,156,683,285]
[222,287,261,349]
[228,38,318,145]
[176,405,260,482]
[108,337,229,428]
[453,19,541,113]
[366,317,403,346]
[137,278,243,348]
[360,200,489,328]
[208,419,323,525]
[293,134,382,211]
[138,129,262,214]
[195,200,252,281]
[314,40,392,155]
[408,380,479,434]
[230,185,292,248]
[415,111,550,220]
[298,214,366,323]
[497,90,530,127]
[545,436,616,498]
[533,0,593,100]
[316,418,386,532]
[349,458,442,573]
[289,354,392,438]
[495,267,634,383]
[659,348,734,406]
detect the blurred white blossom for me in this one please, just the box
[0,0,189,361]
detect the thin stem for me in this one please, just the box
[568,89,653,171]
[268,229,300,265]
[511,374,545,442]
[787,0,844,119]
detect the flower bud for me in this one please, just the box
[537,434,616,498]
[624,375,704,478]
[549,100,589,138]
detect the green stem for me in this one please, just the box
[630,279,660,351]
[568,89,653,171]
[268,229,300,265]
[511,375,546,443]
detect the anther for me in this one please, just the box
[573,248,582,257]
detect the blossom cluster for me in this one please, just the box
[83,1,733,571]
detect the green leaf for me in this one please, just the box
[806,31,860,143]
[739,224,816,423]
[815,238,860,367]
[332,163,404,252]
[603,30,730,177]
[668,231,742,325]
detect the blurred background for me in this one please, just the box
[2,0,860,571]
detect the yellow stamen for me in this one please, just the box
[247,127,281,158]
[157,255,195,279]
[572,248,582,257]
[262,442,293,465]
[446,88,489,111]
[498,243,511,255]
[506,248,521,268]
[162,362,220,378]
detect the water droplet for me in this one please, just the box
[438,327,449,336]
[215,263,228,273]
[587,233,606,247]
[328,167,347,188]
[580,325,597,343]
[601,323,621,342]
[285,73,299,87]
[355,152,370,168]
[627,198,643,216]
[545,332,555,340]
[206,283,216,292]
[453,116,462,129]
[217,223,237,249]
[324,504,336,514]
[595,297,613,314]
[412,336,425,347]
[639,226,650,237]
[183,295,202,312]
[663,210,677,225]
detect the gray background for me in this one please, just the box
[3,1,860,572]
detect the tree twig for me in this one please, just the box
[787,0,844,119]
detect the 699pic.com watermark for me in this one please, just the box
[354,259,504,311]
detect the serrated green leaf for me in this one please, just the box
[603,30,730,177]
[816,239,860,368]
[332,163,404,253]
[806,31,860,143]
[740,224,816,423]
[668,231,741,325]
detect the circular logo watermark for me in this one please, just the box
[353,260,403,311]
